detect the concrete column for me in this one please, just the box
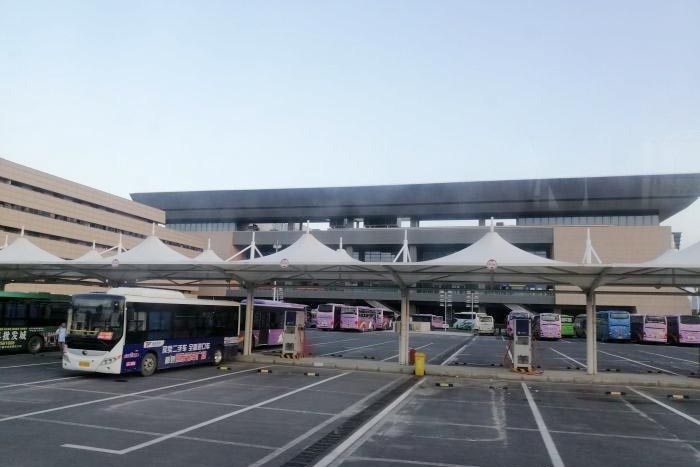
[585,289,597,375]
[409,246,418,262]
[398,287,410,365]
[243,287,255,356]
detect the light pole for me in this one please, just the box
[439,290,452,330]
[273,240,282,301]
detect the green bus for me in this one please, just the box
[560,314,575,337]
[0,291,71,353]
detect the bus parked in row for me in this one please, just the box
[596,310,631,342]
[316,303,347,330]
[0,291,70,353]
[533,313,561,340]
[453,312,478,331]
[560,315,575,337]
[412,314,445,330]
[340,306,377,331]
[373,309,394,330]
[630,315,667,344]
[64,288,241,376]
[574,315,586,337]
[476,314,495,335]
[241,299,308,348]
[667,315,700,345]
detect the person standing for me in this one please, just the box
[56,323,67,357]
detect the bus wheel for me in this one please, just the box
[140,353,158,377]
[26,335,44,354]
[212,347,224,366]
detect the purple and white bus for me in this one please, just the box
[631,315,667,344]
[316,303,345,330]
[241,299,308,348]
[64,288,240,376]
[667,315,700,345]
[533,313,561,340]
[411,314,445,330]
[372,309,393,330]
[340,306,376,332]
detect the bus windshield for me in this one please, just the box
[341,308,357,315]
[69,296,124,339]
[317,304,335,313]
[541,315,558,321]
[645,316,665,324]
[610,312,629,320]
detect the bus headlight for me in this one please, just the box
[100,355,121,366]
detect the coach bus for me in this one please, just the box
[574,314,586,338]
[596,310,631,342]
[560,314,575,337]
[241,299,308,347]
[316,303,349,330]
[630,315,667,344]
[340,306,377,332]
[667,315,700,345]
[533,313,561,340]
[453,312,478,331]
[411,314,445,330]
[506,311,532,338]
[63,288,240,376]
[0,291,70,353]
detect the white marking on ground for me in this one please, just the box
[246,377,402,467]
[346,457,483,467]
[63,372,350,454]
[626,387,700,427]
[598,350,680,376]
[0,362,60,369]
[0,376,83,390]
[318,340,394,356]
[0,366,267,423]
[311,379,424,467]
[440,336,478,366]
[638,350,699,365]
[521,383,565,467]
[549,348,587,368]
[381,343,433,362]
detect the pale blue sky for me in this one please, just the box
[1,1,699,242]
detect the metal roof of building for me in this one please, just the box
[132,174,700,224]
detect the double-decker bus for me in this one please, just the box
[666,315,700,345]
[316,303,346,330]
[560,315,575,337]
[63,288,240,376]
[631,315,667,344]
[596,310,631,342]
[533,313,561,340]
[241,299,308,348]
[340,306,376,332]
[0,291,70,353]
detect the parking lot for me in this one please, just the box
[300,329,700,377]
[2,339,700,467]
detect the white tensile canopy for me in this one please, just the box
[0,235,64,263]
[71,243,106,263]
[111,235,190,263]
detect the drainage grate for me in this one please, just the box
[280,377,418,467]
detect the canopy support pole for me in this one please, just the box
[398,287,410,365]
[585,289,597,375]
[243,286,255,356]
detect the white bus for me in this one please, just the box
[63,288,241,376]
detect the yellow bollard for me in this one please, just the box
[414,351,426,376]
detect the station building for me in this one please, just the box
[0,158,205,294]
[132,174,700,318]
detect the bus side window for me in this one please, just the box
[147,305,172,341]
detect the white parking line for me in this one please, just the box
[319,340,394,356]
[638,350,699,365]
[312,379,424,467]
[521,383,565,467]
[0,366,266,423]
[247,377,401,467]
[381,343,433,362]
[440,336,478,366]
[598,350,680,376]
[549,348,587,368]
[0,362,61,369]
[626,387,700,427]
[63,372,350,455]
[0,376,83,390]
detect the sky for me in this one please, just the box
[1,1,699,244]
